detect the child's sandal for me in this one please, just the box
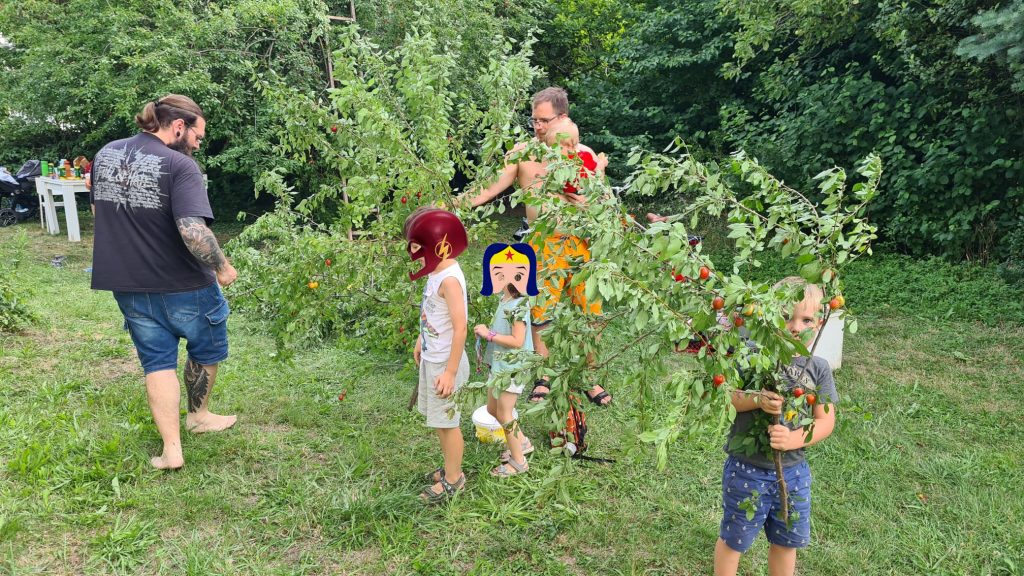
[419,473,465,504]
[490,457,528,478]
[528,380,550,402]
[499,439,535,463]
[423,466,444,484]
[585,388,612,407]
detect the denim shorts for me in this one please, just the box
[719,456,812,552]
[113,283,230,374]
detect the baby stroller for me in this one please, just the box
[0,160,41,227]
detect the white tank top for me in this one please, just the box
[419,262,468,363]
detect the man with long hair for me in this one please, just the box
[91,94,238,470]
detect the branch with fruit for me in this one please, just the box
[493,141,879,515]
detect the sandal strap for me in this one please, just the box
[420,485,443,502]
[424,466,445,483]
[505,457,528,473]
[529,380,550,400]
[492,458,528,477]
[500,440,535,462]
[421,473,465,503]
[439,473,464,495]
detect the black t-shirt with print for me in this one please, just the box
[90,132,215,292]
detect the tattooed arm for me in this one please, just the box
[176,216,238,287]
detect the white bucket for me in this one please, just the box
[814,310,844,370]
[471,405,519,444]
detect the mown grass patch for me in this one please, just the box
[1,218,1022,575]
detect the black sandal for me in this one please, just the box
[423,466,444,484]
[420,473,465,504]
[585,388,611,407]
[528,379,550,402]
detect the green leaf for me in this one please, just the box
[664,236,682,258]
[799,261,823,283]
[637,431,659,443]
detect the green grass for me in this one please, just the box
[1,212,1023,575]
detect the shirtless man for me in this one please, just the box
[461,87,612,407]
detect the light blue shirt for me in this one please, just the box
[483,296,533,373]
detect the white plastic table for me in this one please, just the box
[35,176,89,242]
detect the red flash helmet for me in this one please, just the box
[404,208,468,281]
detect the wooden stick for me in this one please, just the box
[407,380,418,411]
[773,305,832,523]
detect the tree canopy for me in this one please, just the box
[1,0,1020,259]
[0,0,540,213]
[536,0,1024,261]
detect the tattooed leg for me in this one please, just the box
[184,357,209,413]
[184,358,237,433]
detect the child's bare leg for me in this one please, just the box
[497,392,526,464]
[423,427,464,497]
[437,427,464,481]
[532,323,549,360]
[586,331,611,404]
[767,544,797,576]
[529,323,551,402]
[713,538,741,576]
[487,389,500,420]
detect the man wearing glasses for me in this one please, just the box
[91,94,238,470]
[461,87,613,408]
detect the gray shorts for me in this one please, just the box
[418,353,469,428]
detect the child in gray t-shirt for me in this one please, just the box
[714,277,840,576]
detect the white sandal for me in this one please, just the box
[500,439,534,463]
[490,456,528,477]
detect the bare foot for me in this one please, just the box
[185,412,237,433]
[646,212,668,223]
[150,453,183,470]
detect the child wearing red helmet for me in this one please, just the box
[405,208,471,503]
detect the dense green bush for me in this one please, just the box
[0,0,540,214]
[535,0,738,173]
[4,0,1022,261]
[226,27,539,357]
[537,0,1024,261]
[0,0,336,213]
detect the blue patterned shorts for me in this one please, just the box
[719,456,812,552]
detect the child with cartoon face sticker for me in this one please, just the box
[474,242,539,477]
